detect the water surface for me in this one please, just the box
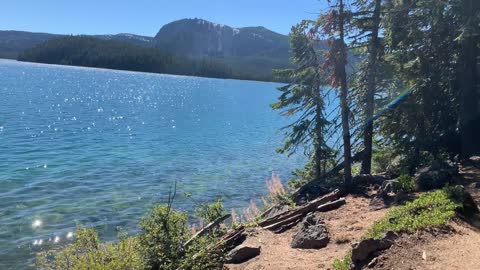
[0,60,304,269]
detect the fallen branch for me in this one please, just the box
[262,213,303,231]
[258,189,339,228]
[316,198,346,212]
[183,214,231,248]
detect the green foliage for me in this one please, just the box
[194,198,227,224]
[393,174,416,193]
[17,35,285,82]
[36,227,145,270]
[366,189,462,239]
[271,20,332,183]
[332,252,352,270]
[139,205,190,269]
[37,199,228,270]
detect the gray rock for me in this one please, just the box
[353,174,387,186]
[416,161,457,191]
[225,245,261,264]
[291,213,329,249]
[351,231,397,263]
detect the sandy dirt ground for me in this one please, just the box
[225,195,388,270]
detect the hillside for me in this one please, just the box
[17,36,236,79]
[2,19,294,81]
[0,31,59,59]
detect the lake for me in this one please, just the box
[0,60,305,269]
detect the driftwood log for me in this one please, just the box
[183,214,231,248]
[258,189,345,233]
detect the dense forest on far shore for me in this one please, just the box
[17,36,282,82]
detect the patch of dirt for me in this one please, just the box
[225,195,388,270]
[368,222,480,270]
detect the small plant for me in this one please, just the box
[36,227,145,270]
[139,205,190,269]
[366,189,462,239]
[393,174,416,193]
[194,198,227,223]
[266,172,295,207]
[332,252,352,270]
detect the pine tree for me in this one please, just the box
[271,21,331,181]
[317,0,353,188]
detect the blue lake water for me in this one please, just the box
[0,60,305,269]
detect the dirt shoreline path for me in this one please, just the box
[225,196,388,270]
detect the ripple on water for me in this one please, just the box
[0,60,307,269]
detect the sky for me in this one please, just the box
[1,0,328,37]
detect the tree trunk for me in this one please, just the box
[338,0,352,188]
[314,85,325,179]
[361,0,382,175]
[459,0,480,158]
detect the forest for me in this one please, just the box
[34,0,479,269]
[17,36,280,82]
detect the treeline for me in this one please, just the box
[274,0,480,188]
[17,36,280,81]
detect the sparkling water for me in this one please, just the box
[0,60,305,269]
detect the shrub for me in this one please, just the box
[36,199,229,270]
[36,227,145,270]
[393,174,416,193]
[194,198,227,224]
[366,189,462,239]
[266,172,295,207]
[138,205,190,269]
[332,252,352,270]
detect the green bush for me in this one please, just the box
[393,174,416,193]
[332,252,352,270]
[36,227,145,270]
[139,205,191,269]
[366,189,462,239]
[194,198,227,223]
[37,200,229,270]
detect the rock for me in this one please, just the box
[416,161,458,191]
[291,213,329,249]
[351,231,397,263]
[380,180,398,196]
[353,174,386,186]
[367,257,378,268]
[474,182,480,189]
[225,245,261,264]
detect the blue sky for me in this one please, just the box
[1,0,327,36]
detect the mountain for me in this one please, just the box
[154,18,290,58]
[94,33,154,47]
[0,31,59,59]
[17,36,239,79]
[3,18,295,81]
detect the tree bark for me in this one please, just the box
[459,0,480,158]
[338,0,353,188]
[361,0,382,174]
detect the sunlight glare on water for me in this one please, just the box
[0,60,306,269]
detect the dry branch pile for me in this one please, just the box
[258,189,345,233]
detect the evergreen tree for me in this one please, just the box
[350,0,383,174]
[317,0,353,187]
[271,21,331,181]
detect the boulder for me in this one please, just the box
[291,213,329,249]
[225,245,261,264]
[416,161,458,191]
[351,231,397,263]
[380,180,398,196]
[352,174,387,187]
